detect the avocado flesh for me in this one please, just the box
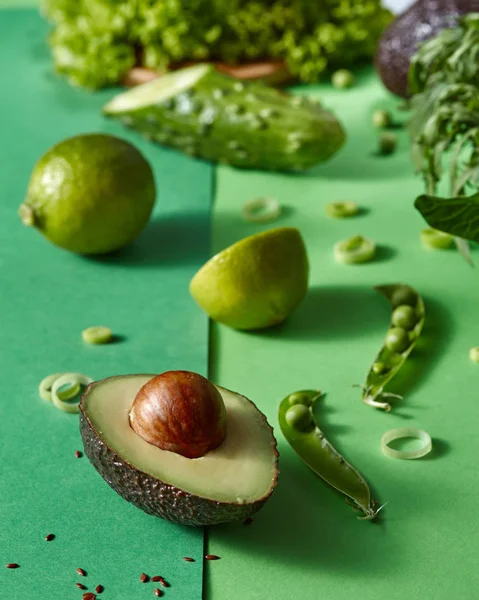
[79,375,278,525]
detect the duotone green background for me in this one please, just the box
[2,5,479,600]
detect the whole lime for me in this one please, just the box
[189,227,309,330]
[19,134,156,254]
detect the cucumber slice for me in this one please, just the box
[103,64,345,173]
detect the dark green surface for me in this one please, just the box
[0,10,211,599]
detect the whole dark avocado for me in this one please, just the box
[375,0,479,97]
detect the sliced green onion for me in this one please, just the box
[334,235,376,265]
[381,427,432,460]
[82,326,113,345]
[469,346,479,363]
[242,197,281,223]
[51,373,93,413]
[420,228,454,250]
[325,201,360,219]
[39,373,80,402]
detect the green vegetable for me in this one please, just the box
[385,327,410,353]
[381,427,432,460]
[325,201,360,218]
[242,197,281,223]
[285,404,313,431]
[391,305,417,330]
[104,64,345,172]
[82,326,113,345]
[415,192,479,245]
[469,346,479,363]
[39,373,80,402]
[278,390,379,520]
[359,284,425,412]
[409,15,479,262]
[334,235,376,264]
[51,373,93,413]
[372,109,392,129]
[420,227,454,250]
[331,69,354,89]
[42,0,392,90]
[378,132,396,155]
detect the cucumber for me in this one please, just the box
[103,64,345,172]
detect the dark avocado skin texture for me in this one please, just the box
[79,385,278,527]
[375,0,479,97]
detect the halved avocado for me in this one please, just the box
[79,375,278,526]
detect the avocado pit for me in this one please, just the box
[129,371,227,459]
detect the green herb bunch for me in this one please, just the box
[409,14,479,259]
[41,0,391,89]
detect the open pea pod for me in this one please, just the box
[278,390,378,520]
[360,284,425,411]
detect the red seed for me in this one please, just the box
[140,573,149,582]
[45,533,55,542]
[5,563,19,569]
[153,589,163,597]
[151,576,169,587]
[77,568,87,577]
[76,583,87,590]
[75,450,83,458]
[183,557,195,562]
[205,554,220,561]
[243,517,253,526]
[95,585,104,594]
[82,594,96,600]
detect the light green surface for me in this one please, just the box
[207,71,479,599]
[0,10,211,600]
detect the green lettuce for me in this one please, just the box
[42,0,392,90]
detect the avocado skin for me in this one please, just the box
[375,0,477,98]
[79,383,279,527]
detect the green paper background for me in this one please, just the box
[0,10,211,600]
[207,73,479,599]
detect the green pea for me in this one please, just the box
[391,305,417,330]
[285,404,313,431]
[288,392,313,407]
[372,362,387,375]
[469,346,479,363]
[372,109,392,129]
[391,285,418,308]
[331,69,354,89]
[378,132,397,156]
[385,327,410,353]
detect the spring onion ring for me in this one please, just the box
[381,427,432,460]
[51,373,93,413]
[469,346,479,363]
[334,235,376,265]
[420,228,453,250]
[39,373,80,403]
[242,197,281,223]
[325,201,360,219]
[82,326,113,345]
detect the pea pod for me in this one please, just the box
[278,390,379,520]
[360,284,425,411]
